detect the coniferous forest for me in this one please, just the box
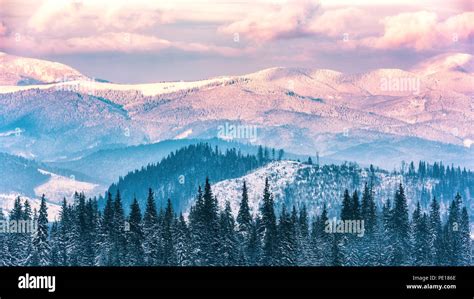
[0,177,471,266]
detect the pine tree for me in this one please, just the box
[58,198,72,266]
[412,202,431,265]
[29,195,50,266]
[445,194,462,265]
[341,190,352,221]
[429,197,443,265]
[143,188,161,266]
[126,198,145,265]
[189,186,206,265]
[236,181,252,265]
[7,197,23,265]
[200,178,220,266]
[260,178,278,266]
[98,192,115,266]
[246,217,262,266]
[277,205,297,266]
[162,199,177,266]
[459,207,471,265]
[361,183,376,235]
[218,201,239,266]
[236,181,252,235]
[175,214,192,266]
[0,207,11,266]
[391,184,411,265]
[49,221,60,266]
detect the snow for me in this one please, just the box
[34,169,103,204]
[210,161,306,217]
[174,129,193,140]
[0,51,88,85]
[0,193,61,222]
[0,77,235,96]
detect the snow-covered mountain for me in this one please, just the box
[0,52,472,170]
[0,52,89,85]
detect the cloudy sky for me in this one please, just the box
[0,0,472,82]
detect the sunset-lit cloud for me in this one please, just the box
[0,0,471,81]
[365,11,474,51]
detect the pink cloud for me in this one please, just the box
[369,11,474,51]
[0,31,247,57]
[307,7,374,38]
[218,0,319,42]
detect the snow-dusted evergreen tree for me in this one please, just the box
[218,201,239,266]
[341,190,352,221]
[277,205,297,266]
[296,204,311,266]
[0,207,11,266]
[391,184,411,265]
[247,216,262,265]
[7,198,28,265]
[112,191,128,265]
[361,183,376,235]
[310,204,331,265]
[236,181,253,265]
[459,207,471,265]
[411,202,431,265]
[381,199,395,265]
[161,199,177,266]
[97,192,114,266]
[126,198,145,266]
[143,188,161,266]
[260,178,278,266]
[444,193,462,265]
[175,213,192,266]
[29,195,50,266]
[49,221,60,266]
[188,186,206,265]
[57,199,69,265]
[429,197,443,265]
[195,178,220,266]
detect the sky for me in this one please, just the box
[0,0,472,83]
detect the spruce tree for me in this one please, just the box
[29,195,50,266]
[143,188,161,266]
[429,197,443,265]
[260,178,278,266]
[175,214,192,266]
[391,184,411,265]
[127,198,145,266]
[162,199,177,266]
[236,181,252,235]
[218,201,239,266]
[341,190,352,221]
[459,207,471,265]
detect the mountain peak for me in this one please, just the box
[0,52,89,86]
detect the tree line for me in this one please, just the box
[0,179,471,266]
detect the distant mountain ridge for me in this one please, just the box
[0,52,472,171]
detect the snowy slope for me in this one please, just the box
[35,169,103,204]
[207,160,458,219]
[0,52,88,85]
